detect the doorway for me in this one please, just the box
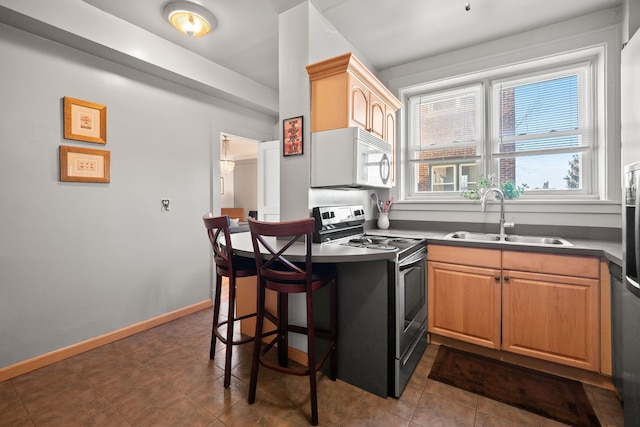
[219,133,279,222]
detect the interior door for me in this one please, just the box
[257,139,280,221]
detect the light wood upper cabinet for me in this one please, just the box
[349,76,369,131]
[306,53,402,143]
[367,87,386,140]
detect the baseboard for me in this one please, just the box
[0,300,212,382]
[287,344,309,367]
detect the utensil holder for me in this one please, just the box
[377,213,389,229]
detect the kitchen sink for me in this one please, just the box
[502,235,571,245]
[445,231,502,242]
[444,231,572,246]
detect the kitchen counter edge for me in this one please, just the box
[367,228,622,267]
[230,229,622,266]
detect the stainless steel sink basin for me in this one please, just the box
[502,235,571,245]
[444,231,572,246]
[445,231,502,242]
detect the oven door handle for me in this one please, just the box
[399,247,427,271]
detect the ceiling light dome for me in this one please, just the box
[163,1,216,38]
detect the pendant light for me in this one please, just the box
[220,135,235,175]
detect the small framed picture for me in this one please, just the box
[59,145,110,183]
[283,116,303,156]
[63,97,107,144]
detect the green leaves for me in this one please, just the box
[461,175,528,200]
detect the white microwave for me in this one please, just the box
[311,127,392,189]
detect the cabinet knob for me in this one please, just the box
[495,276,500,281]
[504,276,510,282]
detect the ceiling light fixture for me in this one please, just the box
[220,135,235,175]
[163,1,216,38]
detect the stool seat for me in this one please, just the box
[203,213,257,388]
[247,217,337,426]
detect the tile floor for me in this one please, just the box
[0,299,624,426]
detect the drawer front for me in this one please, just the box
[428,245,501,269]
[502,250,599,279]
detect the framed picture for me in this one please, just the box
[283,116,303,156]
[63,97,107,144]
[59,145,110,183]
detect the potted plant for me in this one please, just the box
[461,175,528,200]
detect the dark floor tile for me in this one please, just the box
[99,377,185,425]
[411,392,476,427]
[1,301,624,427]
[184,374,248,418]
[0,380,34,427]
[476,396,539,426]
[136,396,215,427]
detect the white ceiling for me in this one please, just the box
[81,0,622,92]
[79,0,622,159]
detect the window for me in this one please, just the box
[492,66,591,192]
[408,84,483,195]
[406,61,594,198]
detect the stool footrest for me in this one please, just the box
[213,312,257,345]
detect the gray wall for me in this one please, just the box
[0,23,275,369]
[278,2,377,224]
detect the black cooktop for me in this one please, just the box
[341,234,423,251]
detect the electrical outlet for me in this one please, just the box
[161,199,171,211]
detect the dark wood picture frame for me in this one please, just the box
[60,145,110,183]
[63,97,107,144]
[283,116,303,156]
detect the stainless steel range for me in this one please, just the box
[312,205,428,398]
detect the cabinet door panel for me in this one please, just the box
[387,112,396,184]
[369,91,385,140]
[428,261,501,349]
[350,84,369,130]
[502,270,600,371]
[386,112,395,147]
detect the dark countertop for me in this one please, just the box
[366,228,623,266]
[229,231,398,262]
[230,228,622,266]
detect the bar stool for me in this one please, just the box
[247,217,337,426]
[203,213,257,388]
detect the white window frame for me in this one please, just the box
[407,83,484,198]
[489,62,594,196]
[401,48,602,202]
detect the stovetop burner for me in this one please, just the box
[349,235,387,245]
[338,234,423,252]
[342,240,398,250]
[389,237,417,244]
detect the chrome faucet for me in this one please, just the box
[480,187,515,237]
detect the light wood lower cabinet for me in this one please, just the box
[428,261,501,349]
[428,245,602,372]
[502,269,600,371]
